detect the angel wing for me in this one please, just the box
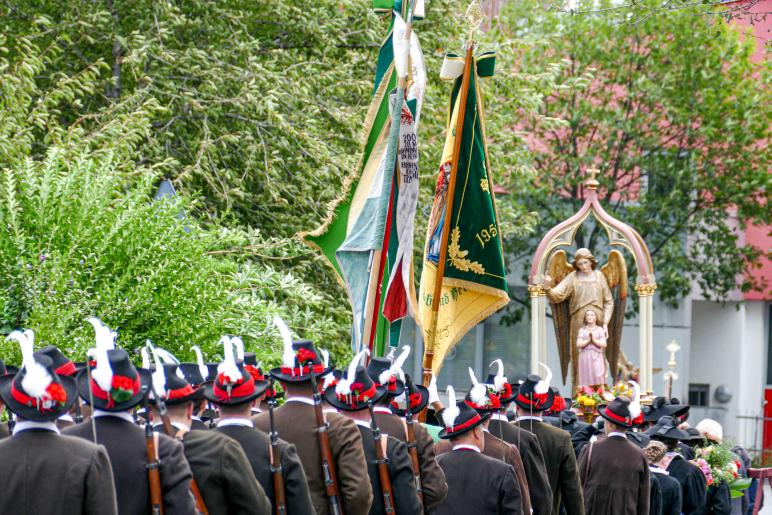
[601,249,628,382]
[546,250,574,385]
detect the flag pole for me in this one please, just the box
[420,14,479,413]
[362,0,418,357]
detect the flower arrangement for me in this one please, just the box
[691,443,751,498]
[573,385,604,409]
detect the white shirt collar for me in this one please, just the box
[93,410,135,424]
[192,416,203,422]
[608,431,627,439]
[354,420,371,429]
[650,465,669,475]
[452,444,481,453]
[153,421,190,432]
[58,414,74,423]
[13,420,60,435]
[284,396,315,406]
[251,407,262,414]
[217,418,253,428]
[490,413,509,422]
[517,415,543,422]
[373,406,392,415]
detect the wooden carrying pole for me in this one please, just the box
[420,43,476,397]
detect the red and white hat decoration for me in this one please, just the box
[88,317,117,396]
[534,362,552,396]
[216,336,242,385]
[7,329,65,411]
[334,348,369,399]
[468,367,494,409]
[441,386,460,429]
[320,349,337,390]
[629,380,643,425]
[378,345,410,388]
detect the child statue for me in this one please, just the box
[576,308,608,387]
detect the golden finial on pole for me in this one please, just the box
[585,167,600,189]
[465,0,484,42]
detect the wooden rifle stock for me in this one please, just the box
[368,402,395,513]
[403,374,423,503]
[308,371,345,515]
[144,396,165,515]
[268,379,287,515]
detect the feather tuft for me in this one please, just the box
[232,337,244,361]
[442,386,460,428]
[216,336,241,383]
[468,367,488,406]
[141,347,150,370]
[628,380,642,419]
[191,346,208,380]
[535,362,552,394]
[489,359,507,391]
[335,348,368,396]
[150,348,167,397]
[273,316,295,367]
[9,330,52,399]
[88,318,115,394]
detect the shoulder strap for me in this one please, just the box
[583,441,594,485]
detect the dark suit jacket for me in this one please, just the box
[254,401,373,515]
[356,424,423,515]
[373,410,448,510]
[667,454,707,515]
[437,431,530,514]
[432,448,522,515]
[216,423,314,515]
[0,429,118,514]
[64,415,196,515]
[577,435,650,515]
[652,469,682,515]
[190,418,209,431]
[0,420,9,439]
[516,418,584,515]
[488,416,553,515]
[182,428,271,515]
[693,481,731,515]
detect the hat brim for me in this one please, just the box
[76,367,151,412]
[644,404,689,422]
[438,411,491,439]
[202,379,269,406]
[269,366,333,383]
[513,388,555,412]
[390,385,429,417]
[161,387,204,406]
[380,379,405,398]
[0,374,77,422]
[597,406,634,429]
[645,425,691,441]
[323,385,388,412]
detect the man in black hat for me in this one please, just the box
[178,349,216,431]
[367,352,448,511]
[205,349,314,515]
[480,367,553,515]
[435,368,530,514]
[514,369,584,515]
[646,415,707,514]
[432,386,523,514]
[253,337,373,515]
[577,396,650,515]
[326,357,422,515]
[64,326,197,515]
[0,344,118,514]
[148,361,273,515]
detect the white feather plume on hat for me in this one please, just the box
[88,317,116,394]
[8,329,52,400]
[150,347,167,398]
[320,349,337,390]
[273,316,295,368]
[232,337,244,361]
[141,346,151,370]
[191,346,208,381]
[335,349,368,396]
[628,380,642,419]
[535,362,552,394]
[468,367,488,407]
[216,336,240,383]
[379,345,411,385]
[489,359,507,392]
[442,386,460,428]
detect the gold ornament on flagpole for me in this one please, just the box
[465,0,484,42]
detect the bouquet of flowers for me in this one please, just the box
[691,443,751,498]
[573,385,604,409]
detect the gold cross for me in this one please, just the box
[587,168,600,182]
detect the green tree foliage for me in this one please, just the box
[0,39,346,365]
[498,0,770,309]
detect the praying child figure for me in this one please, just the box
[576,308,608,387]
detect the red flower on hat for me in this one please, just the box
[488,394,501,409]
[501,383,513,399]
[112,376,135,391]
[245,365,264,382]
[296,348,316,364]
[45,383,67,404]
[409,392,423,408]
[218,372,244,386]
[550,396,566,413]
[350,382,365,393]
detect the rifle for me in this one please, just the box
[403,374,423,503]
[150,383,209,515]
[268,378,287,515]
[368,402,395,513]
[144,393,165,515]
[308,370,345,515]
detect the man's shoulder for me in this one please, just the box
[441,449,512,472]
[537,420,571,441]
[327,411,359,432]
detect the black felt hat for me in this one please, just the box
[0,358,18,376]
[36,345,78,377]
[270,340,333,383]
[598,396,643,429]
[389,374,429,417]
[204,361,269,406]
[626,431,651,449]
[438,387,490,439]
[0,353,77,422]
[152,364,203,405]
[645,415,690,441]
[684,427,706,443]
[324,366,387,412]
[643,396,690,423]
[484,360,518,406]
[178,363,210,387]
[366,355,406,398]
[514,373,555,412]
[76,348,151,412]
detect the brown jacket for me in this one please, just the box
[436,431,531,515]
[254,400,373,515]
[373,410,448,510]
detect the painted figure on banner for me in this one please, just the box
[544,248,628,389]
[426,162,451,264]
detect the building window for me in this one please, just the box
[689,383,710,407]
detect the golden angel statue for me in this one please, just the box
[544,248,628,388]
